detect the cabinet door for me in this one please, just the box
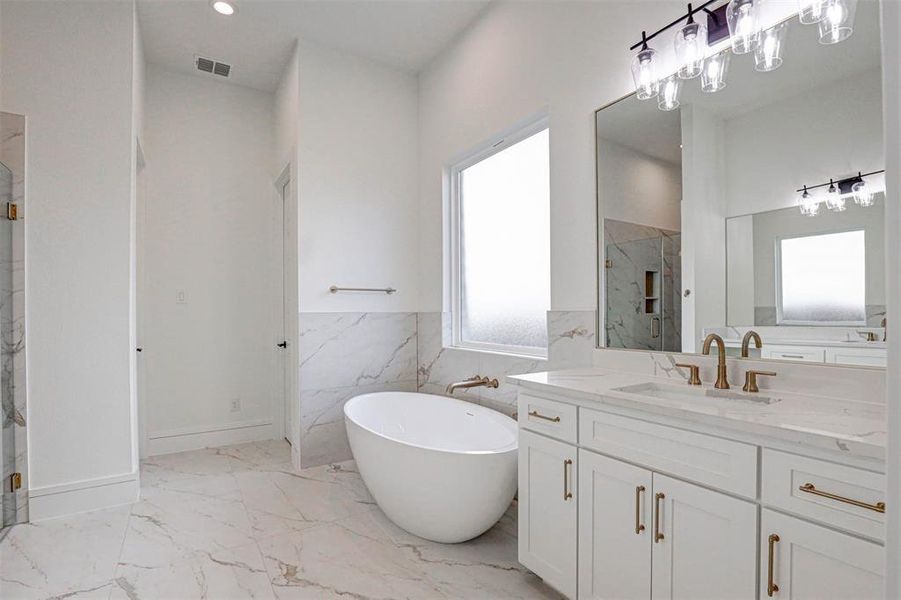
[760,509,883,600]
[651,474,757,600]
[519,430,577,598]
[578,450,652,600]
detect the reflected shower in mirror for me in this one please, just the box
[596,1,885,367]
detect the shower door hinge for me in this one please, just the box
[9,472,21,491]
[6,202,18,221]
[605,259,613,268]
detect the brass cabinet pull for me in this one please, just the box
[635,486,646,534]
[798,482,886,513]
[529,410,561,423]
[654,492,665,542]
[563,459,573,500]
[767,533,780,597]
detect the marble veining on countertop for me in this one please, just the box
[507,368,885,461]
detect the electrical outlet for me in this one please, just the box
[230,398,241,412]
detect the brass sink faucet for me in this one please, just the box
[741,330,762,358]
[702,333,730,389]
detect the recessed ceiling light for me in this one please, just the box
[211,1,235,16]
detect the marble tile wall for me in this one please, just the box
[0,112,26,527]
[298,309,597,468]
[298,312,417,468]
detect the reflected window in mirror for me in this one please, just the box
[777,230,866,326]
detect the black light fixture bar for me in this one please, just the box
[796,169,885,194]
[629,0,723,50]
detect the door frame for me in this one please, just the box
[273,162,299,454]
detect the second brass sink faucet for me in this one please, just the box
[702,333,730,389]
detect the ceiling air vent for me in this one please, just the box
[194,55,231,78]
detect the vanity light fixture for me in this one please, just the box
[797,186,821,216]
[818,0,857,44]
[798,0,828,23]
[701,50,731,92]
[675,4,708,79]
[726,0,762,54]
[211,0,236,15]
[658,76,683,111]
[852,176,874,207]
[824,179,847,212]
[755,22,788,71]
[631,31,661,100]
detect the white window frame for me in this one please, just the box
[448,116,550,358]
[775,228,867,327]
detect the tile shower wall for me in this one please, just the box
[0,112,26,525]
[300,310,596,467]
[298,312,417,468]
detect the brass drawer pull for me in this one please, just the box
[767,533,780,597]
[635,485,646,534]
[798,482,885,513]
[529,410,561,423]
[654,492,665,542]
[563,459,573,500]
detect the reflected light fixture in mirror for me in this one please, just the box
[675,4,708,79]
[798,186,822,216]
[726,0,763,54]
[819,0,857,44]
[755,22,789,71]
[798,0,828,24]
[631,31,661,100]
[853,178,875,207]
[824,179,847,211]
[701,50,731,92]
[658,76,683,111]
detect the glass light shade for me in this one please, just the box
[824,186,846,211]
[798,189,821,216]
[818,0,856,44]
[798,0,827,24]
[631,46,660,100]
[701,51,731,92]
[755,23,788,71]
[727,0,763,54]
[675,21,708,79]
[852,179,874,207]
[658,76,682,111]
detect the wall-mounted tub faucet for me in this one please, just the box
[446,375,499,395]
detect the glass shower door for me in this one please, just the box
[0,160,16,529]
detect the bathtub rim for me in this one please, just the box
[344,391,518,456]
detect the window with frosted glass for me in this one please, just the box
[455,127,550,354]
[778,230,866,325]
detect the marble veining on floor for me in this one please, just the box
[0,440,560,600]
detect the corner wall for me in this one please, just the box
[1,0,139,518]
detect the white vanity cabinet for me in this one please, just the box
[577,450,756,600]
[518,429,578,599]
[516,390,886,600]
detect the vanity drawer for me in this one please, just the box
[517,394,577,444]
[760,344,825,362]
[579,408,757,498]
[762,449,885,540]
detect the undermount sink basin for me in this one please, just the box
[613,382,777,405]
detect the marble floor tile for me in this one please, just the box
[0,506,130,599]
[111,542,275,600]
[0,440,560,600]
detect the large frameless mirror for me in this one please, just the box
[596,1,885,367]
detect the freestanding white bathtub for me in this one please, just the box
[344,391,518,543]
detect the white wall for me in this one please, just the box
[599,139,681,232]
[1,0,139,517]
[297,40,419,313]
[141,65,279,454]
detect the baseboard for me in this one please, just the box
[29,472,139,521]
[146,418,276,456]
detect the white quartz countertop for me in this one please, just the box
[507,368,885,462]
[720,338,887,349]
